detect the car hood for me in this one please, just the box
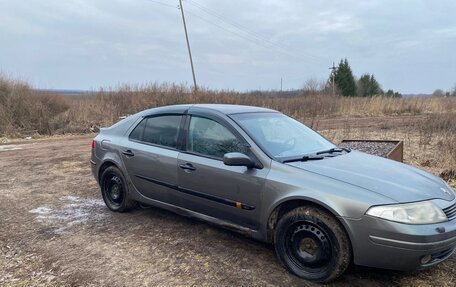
[287,151,455,203]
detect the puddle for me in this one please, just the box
[29,196,106,234]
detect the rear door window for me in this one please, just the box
[129,115,182,148]
[142,115,182,148]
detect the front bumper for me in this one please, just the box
[342,213,456,271]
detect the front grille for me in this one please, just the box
[443,203,456,221]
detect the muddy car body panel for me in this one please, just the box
[91,104,456,281]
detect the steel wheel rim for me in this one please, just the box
[284,221,332,272]
[104,174,124,206]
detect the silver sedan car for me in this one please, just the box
[90,104,456,282]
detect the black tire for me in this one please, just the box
[100,166,138,212]
[274,206,351,283]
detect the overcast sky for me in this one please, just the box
[0,0,455,93]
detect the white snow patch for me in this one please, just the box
[60,195,80,202]
[0,145,23,152]
[29,196,106,234]
[29,206,52,214]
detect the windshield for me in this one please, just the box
[231,112,335,160]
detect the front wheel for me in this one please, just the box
[274,206,351,283]
[100,166,138,212]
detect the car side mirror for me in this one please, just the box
[223,152,256,168]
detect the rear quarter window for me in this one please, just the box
[129,118,146,141]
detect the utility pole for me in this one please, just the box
[280,77,283,92]
[178,0,197,92]
[329,62,336,96]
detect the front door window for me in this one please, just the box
[186,116,249,159]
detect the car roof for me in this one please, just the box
[191,104,276,115]
[137,104,277,118]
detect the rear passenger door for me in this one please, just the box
[121,114,183,205]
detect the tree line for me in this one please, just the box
[330,58,402,98]
[432,86,456,97]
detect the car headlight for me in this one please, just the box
[366,201,447,224]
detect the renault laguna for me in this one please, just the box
[90,104,456,282]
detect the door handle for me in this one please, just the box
[179,163,196,171]
[122,149,135,157]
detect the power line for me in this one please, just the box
[144,0,329,65]
[144,0,177,9]
[186,0,282,47]
[186,1,287,49]
[184,8,336,89]
[185,10,325,65]
[142,0,334,87]
[185,0,328,63]
[184,10,282,52]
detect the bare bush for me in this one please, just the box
[0,76,69,136]
[301,78,325,97]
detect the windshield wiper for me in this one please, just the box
[282,147,351,163]
[283,155,325,163]
[316,147,350,155]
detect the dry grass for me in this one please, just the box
[337,96,454,117]
[417,113,456,177]
[55,83,456,132]
[0,77,69,136]
[1,76,456,135]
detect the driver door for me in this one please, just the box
[177,115,268,230]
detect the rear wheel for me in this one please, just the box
[274,206,351,283]
[100,166,137,212]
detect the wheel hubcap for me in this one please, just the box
[111,184,120,200]
[299,237,318,258]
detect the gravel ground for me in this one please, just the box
[338,141,398,157]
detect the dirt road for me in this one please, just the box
[0,135,454,286]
